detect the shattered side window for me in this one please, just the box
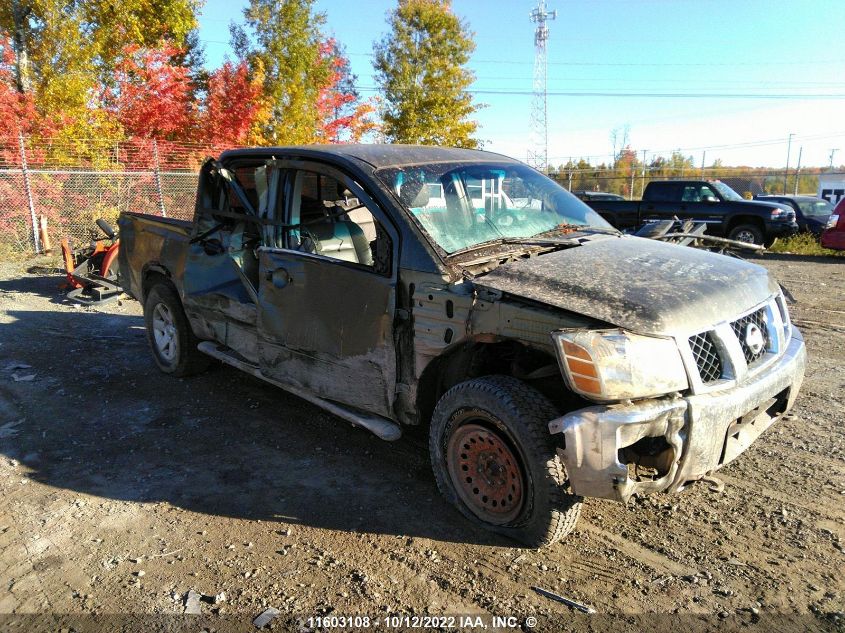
[195,162,273,243]
[229,167,259,212]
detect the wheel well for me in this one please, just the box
[141,267,175,302]
[415,339,585,427]
[726,215,764,234]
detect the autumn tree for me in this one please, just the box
[667,150,694,177]
[201,59,265,146]
[107,43,196,141]
[0,0,201,143]
[0,35,38,142]
[316,40,376,143]
[373,0,480,148]
[231,0,333,144]
[83,0,200,70]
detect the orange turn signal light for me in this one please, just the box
[561,340,603,396]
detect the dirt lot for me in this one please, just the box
[0,254,843,632]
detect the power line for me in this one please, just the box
[356,86,845,99]
[545,131,845,162]
[341,51,845,68]
[480,58,845,68]
[474,77,845,87]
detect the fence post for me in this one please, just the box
[18,133,41,254]
[153,139,167,217]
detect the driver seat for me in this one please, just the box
[299,197,371,265]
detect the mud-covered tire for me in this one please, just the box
[728,223,764,246]
[429,375,582,548]
[143,282,210,377]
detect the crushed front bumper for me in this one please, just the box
[549,330,806,502]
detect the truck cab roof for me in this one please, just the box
[219,144,521,170]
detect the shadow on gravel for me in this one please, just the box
[0,284,507,547]
[748,253,844,264]
[0,270,77,306]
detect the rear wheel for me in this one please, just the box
[429,375,582,548]
[728,223,764,246]
[143,282,210,376]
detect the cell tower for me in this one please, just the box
[528,0,556,171]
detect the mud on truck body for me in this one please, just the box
[118,145,806,548]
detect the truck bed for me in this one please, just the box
[117,212,193,302]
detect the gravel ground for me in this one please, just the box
[0,253,842,632]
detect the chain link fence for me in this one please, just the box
[0,136,229,255]
[0,135,836,256]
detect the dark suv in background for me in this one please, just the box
[754,195,834,236]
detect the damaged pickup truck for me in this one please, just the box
[118,145,806,547]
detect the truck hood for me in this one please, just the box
[474,235,779,335]
[735,199,793,213]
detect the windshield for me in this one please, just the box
[710,181,743,201]
[375,162,615,254]
[797,199,833,217]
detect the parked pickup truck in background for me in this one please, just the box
[583,179,798,246]
[119,146,806,547]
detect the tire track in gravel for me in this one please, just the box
[718,473,842,519]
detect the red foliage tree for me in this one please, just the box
[0,35,40,144]
[108,43,197,141]
[201,60,264,147]
[316,39,375,143]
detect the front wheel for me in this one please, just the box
[728,223,764,245]
[143,282,210,377]
[429,376,582,548]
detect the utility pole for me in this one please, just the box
[640,149,647,198]
[783,133,794,194]
[19,133,40,253]
[830,149,839,170]
[700,151,706,179]
[793,146,802,195]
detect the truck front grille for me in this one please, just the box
[684,299,784,390]
[730,307,770,365]
[689,332,723,383]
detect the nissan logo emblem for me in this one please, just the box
[744,323,765,355]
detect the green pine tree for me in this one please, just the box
[373,0,480,148]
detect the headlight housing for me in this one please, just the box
[552,329,688,401]
[827,214,840,229]
[770,207,795,221]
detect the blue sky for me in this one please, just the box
[197,0,845,168]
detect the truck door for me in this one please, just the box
[675,183,725,234]
[183,160,275,363]
[639,181,681,225]
[256,162,400,418]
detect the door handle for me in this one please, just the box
[266,267,291,288]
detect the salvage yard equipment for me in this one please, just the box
[633,219,766,254]
[60,219,122,306]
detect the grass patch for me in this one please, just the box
[768,233,844,257]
